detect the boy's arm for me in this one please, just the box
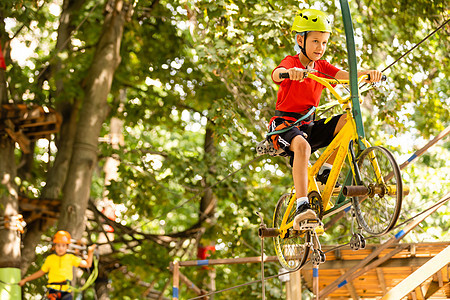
[272,67,308,83]
[19,269,46,286]
[335,70,382,82]
[79,244,97,268]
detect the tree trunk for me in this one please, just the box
[0,52,21,299]
[20,0,85,274]
[58,0,126,239]
[199,123,217,223]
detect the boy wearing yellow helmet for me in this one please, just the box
[19,231,97,300]
[269,9,383,228]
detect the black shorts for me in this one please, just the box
[269,114,343,157]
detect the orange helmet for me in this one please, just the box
[53,230,71,244]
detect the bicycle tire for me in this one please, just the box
[353,146,403,236]
[273,193,310,271]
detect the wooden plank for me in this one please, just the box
[382,246,450,300]
[303,256,431,270]
[424,281,441,299]
[323,245,407,297]
[415,286,424,300]
[340,269,359,300]
[4,127,31,153]
[376,268,387,294]
[20,120,59,128]
[437,269,444,287]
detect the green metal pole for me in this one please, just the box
[334,0,365,206]
[339,0,366,149]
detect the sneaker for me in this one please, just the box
[316,168,341,188]
[293,202,317,230]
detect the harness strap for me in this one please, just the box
[275,110,308,119]
[48,281,70,285]
[267,106,316,137]
[47,280,71,291]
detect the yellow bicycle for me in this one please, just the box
[258,70,404,271]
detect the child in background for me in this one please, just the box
[19,230,96,300]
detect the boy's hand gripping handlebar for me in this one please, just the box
[279,69,317,80]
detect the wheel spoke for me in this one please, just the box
[273,194,310,271]
[354,146,403,236]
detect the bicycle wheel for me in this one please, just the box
[353,146,403,236]
[273,193,310,271]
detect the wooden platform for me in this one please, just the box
[301,242,450,299]
[0,104,61,153]
[19,195,60,225]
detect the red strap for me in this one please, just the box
[0,44,6,69]
[270,122,293,150]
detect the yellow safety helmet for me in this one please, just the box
[292,9,332,33]
[53,230,71,244]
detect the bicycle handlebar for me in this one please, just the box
[279,70,386,82]
[367,74,387,81]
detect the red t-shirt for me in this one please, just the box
[270,55,340,123]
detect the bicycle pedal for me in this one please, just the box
[298,219,322,231]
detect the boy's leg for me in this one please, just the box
[268,119,317,227]
[290,136,317,229]
[323,114,347,165]
[61,291,73,300]
[290,135,311,198]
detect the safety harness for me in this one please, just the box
[266,106,316,150]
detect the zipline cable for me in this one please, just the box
[381,17,450,73]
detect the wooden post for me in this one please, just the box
[286,269,301,300]
[208,268,216,300]
[172,261,179,300]
[313,266,319,300]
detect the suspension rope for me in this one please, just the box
[68,256,99,293]
[390,193,450,232]
[381,18,450,73]
[187,261,311,300]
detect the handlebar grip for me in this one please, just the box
[279,72,290,79]
[367,74,387,81]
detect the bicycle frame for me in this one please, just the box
[308,110,357,212]
[278,73,378,234]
